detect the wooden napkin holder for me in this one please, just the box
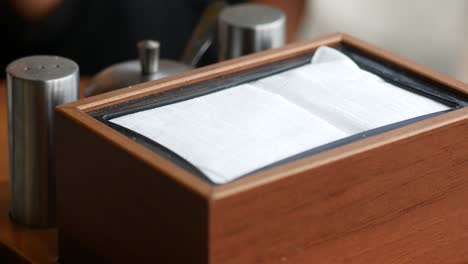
[56,33,468,263]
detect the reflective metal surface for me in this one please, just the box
[85,40,192,97]
[218,3,286,60]
[7,56,79,228]
[138,40,160,75]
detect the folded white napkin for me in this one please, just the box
[110,47,449,184]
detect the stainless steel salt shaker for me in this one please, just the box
[7,56,79,228]
[218,3,286,60]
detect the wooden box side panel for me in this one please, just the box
[55,109,209,264]
[210,118,468,264]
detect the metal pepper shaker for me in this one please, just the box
[218,3,286,61]
[7,56,79,228]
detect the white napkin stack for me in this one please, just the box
[110,47,450,184]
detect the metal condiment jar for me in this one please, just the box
[85,40,192,97]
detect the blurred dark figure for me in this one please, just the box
[0,0,304,76]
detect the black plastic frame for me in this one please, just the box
[90,43,468,184]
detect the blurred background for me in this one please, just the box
[0,0,303,77]
[0,0,467,82]
[298,0,468,83]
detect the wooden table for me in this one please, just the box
[0,79,88,263]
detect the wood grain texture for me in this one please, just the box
[54,34,468,263]
[210,115,468,264]
[55,110,209,264]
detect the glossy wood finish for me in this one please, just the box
[0,182,57,263]
[210,112,468,263]
[56,34,468,263]
[56,111,209,263]
[0,79,88,264]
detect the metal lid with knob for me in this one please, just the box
[85,40,192,97]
